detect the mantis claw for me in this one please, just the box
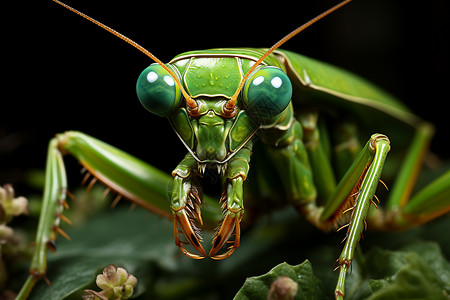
[209,212,242,260]
[209,176,245,259]
[173,209,206,259]
[170,167,207,259]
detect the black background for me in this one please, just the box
[2,0,449,192]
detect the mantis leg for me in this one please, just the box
[170,142,251,260]
[262,106,394,299]
[328,134,391,299]
[171,153,207,259]
[17,138,68,299]
[330,125,450,298]
[261,104,317,213]
[17,131,220,299]
[210,141,252,259]
[298,110,336,204]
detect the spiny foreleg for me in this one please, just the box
[171,153,206,259]
[209,141,252,259]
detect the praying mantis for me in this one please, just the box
[6,0,450,299]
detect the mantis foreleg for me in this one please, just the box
[210,141,252,259]
[171,141,252,260]
[171,153,207,259]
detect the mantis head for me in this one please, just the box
[135,60,293,168]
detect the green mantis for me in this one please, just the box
[11,0,450,299]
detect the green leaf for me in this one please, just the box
[368,253,448,299]
[234,261,326,300]
[400,241,450,290]
[365,242,450,300]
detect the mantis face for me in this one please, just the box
[136,54,292,173]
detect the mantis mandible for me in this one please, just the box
[14,0,450,299]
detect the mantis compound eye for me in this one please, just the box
[242,66,292,120]
[136,63,182,117]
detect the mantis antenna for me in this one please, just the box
[224,0,353,113]
[51,0,199,111]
